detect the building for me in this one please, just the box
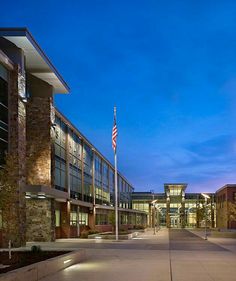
[0,28,146,247]
[132,184,216,229]
[1,27,236,247]
[215,184,236,229]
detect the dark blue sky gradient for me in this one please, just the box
[1,0,236,192]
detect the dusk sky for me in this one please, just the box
[1,0,236,193]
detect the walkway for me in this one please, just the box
[39,228,236,281]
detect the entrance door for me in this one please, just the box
[170,216,179,228]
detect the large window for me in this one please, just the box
[70,205,78,226]
[109,168,114,206]
[55,210,61,227]
[0,64,8,166]
[96,212,108,225]
[54,116,67,191]
[95,155,102,204]
[83,144,93,202]
[69,130,82,200]
[79,212,88,225]
[55,156,66,191]
[102,162,110,204]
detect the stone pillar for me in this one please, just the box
[2,65,27,247]
[26,199,54,241]
[26,75,53,186]
[25,75,55,241]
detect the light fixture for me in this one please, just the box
[38,195,46,199]
[37,193,46,199]
[63,259,72,264]
[201,193,210,199]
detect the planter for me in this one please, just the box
[0,250,86,281]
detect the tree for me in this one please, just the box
[108,211,116,233]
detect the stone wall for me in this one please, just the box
[26,76,53,187]
[1,65,27,247]
[26,199,55,241]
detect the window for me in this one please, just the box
[70,211,78,226]
[55,210,60,227]
[79,212,88,225]
[0,66,8,167]
[96,213,108,225]
[55,157,66,191]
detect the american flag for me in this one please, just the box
[112,107,118,151]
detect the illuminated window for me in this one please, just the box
[55,210,60,227]
[70,211,78,226]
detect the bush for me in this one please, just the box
[80,231,89,238]
[133,225,145,230]
[31,245,42,253]
[88,230,99,235]
[80,229,99,238]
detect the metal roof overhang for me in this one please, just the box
[0,28,69,94]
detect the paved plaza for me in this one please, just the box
[27,229,236,281]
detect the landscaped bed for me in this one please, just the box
[0,250,70,274]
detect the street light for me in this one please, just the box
[151,200,157,234]
[201,193,210,240]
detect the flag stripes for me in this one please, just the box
[112,108,118,151]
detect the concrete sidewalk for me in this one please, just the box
[6,228,236,281]
[188,229,236,253]
[41,228,171,281]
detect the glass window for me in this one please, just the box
[70,211,78,226]
[0,73,8,167]
[55,210,60,227]
[79,212,88,225]
[55,157,66,191]
[0,76,8,106]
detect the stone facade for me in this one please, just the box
[1,65,27,247]
[26,76,53,187]
[26,199,55,241]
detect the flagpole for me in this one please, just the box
[114,106,118,241]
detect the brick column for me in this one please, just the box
[60,201,71,238]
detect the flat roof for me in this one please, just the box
[0,27,69,94]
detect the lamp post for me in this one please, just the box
[201,193,210,240]
[151,199,157,235]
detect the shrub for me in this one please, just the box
[31,245,42,253]
[80,231,89,238]
[88,230,99,235]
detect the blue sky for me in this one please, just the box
[1,0,236,192]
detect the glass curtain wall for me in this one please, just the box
[54,116,67,191]
[69,130,82,200]
[95,155,102,204]
[102,161,110,205]
[83,144,93,202]
[109,168,115,206]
